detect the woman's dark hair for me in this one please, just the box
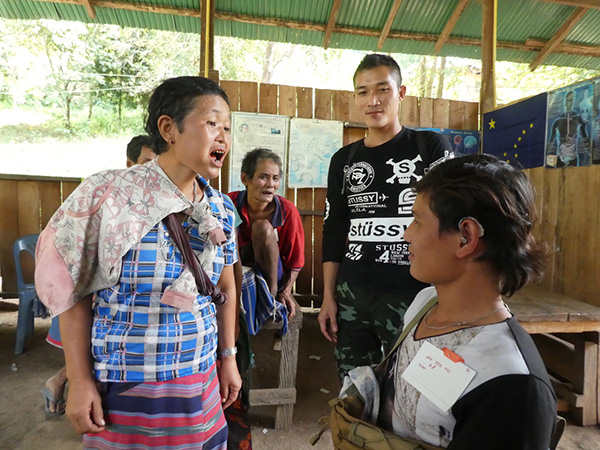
[414,154,545,297]
[241,148,282,179]
[145,76,229,154]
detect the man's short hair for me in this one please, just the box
[413,154,545,297]
[127,135,154,163]
[353,54,403,89]
[241,148,282,179]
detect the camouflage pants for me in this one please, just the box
[334,279,412,380]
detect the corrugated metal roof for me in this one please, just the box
[1,0,599,70]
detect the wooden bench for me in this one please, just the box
[507,284,600,426]
[248,299,303,430]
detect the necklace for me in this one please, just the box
[423,304,508,330]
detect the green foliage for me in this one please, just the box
[1,16,600,146]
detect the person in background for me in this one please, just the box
[228,148,304,320]
[377,154,557,449]
[35,76,240,449]
[318,53,452,379]
[41,135,159,416]
[125,134,157,167]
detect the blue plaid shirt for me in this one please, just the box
[91,182,237,382]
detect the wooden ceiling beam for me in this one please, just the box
[537,0,600,10]
[377,0,403,50]
[435,0,470,54]
[25,0,600,60]
[525,38,600,57]
[323,0,343,50]
[529,6,588,71]
[81,0,96,19]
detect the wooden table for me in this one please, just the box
[507,284,600,426]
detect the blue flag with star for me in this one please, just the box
[482,93,547,169]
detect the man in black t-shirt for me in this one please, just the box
[318,54,452,379]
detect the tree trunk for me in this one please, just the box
[437,57,446,99]
[118,95,123,125]
[262,42,275,83]
[418,57,427,97]
[65,95,72,130]
[88,93,94,120]
[425,58,437,98]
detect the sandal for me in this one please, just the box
[41,387,66,416]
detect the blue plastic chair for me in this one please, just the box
[13,234,40,355]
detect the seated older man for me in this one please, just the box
[228,148,304,329]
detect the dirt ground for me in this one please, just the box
[1,299,599,450]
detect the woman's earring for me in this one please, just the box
[170,138,175,144]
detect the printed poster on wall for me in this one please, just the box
[230,112,289,194]
[545,80,593,168]
[592,78,600,164]
[288,118,343,188]
[419,127,480,156]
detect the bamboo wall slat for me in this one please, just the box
[314,89,332,121]
[419,97,433,127]
[62,182,80,201]
[401,96,419,127]
[0,83,488,303]
[278,85,295,117]
[239,81,258,113]
[449,100,466,129]
[259,83,277,115]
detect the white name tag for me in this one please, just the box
[401,341,476,412]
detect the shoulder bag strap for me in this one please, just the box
[375,296,438,373]
[162,213,226,305]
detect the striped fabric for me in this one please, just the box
[240,264,288,335]
[83,364,227,450]
[46,315,63,349]
[91,192,237,383]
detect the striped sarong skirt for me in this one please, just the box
[83,363,227,450]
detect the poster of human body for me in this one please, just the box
[230,112,289,194]
[592,78,600,164]
[288,118,343,188]
[546,81,593,168]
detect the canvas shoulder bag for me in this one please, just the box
[312,297,443,450]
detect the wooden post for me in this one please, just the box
[199,0,216,79]
[480,0,496,116]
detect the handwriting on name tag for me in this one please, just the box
[402,341,476,412]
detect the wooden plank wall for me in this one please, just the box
[0,84,479,300]
[0,176,79,292]
[525,165,600,307]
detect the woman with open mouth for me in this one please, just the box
[35,76,241,450]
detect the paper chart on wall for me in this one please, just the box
[230,112,289,194]
[288,118,343,188]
